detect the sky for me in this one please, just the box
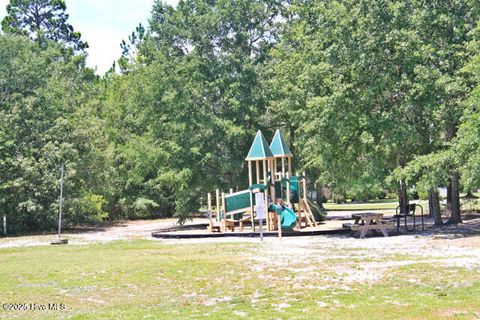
[0,0,178,74]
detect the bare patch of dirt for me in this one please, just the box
[246,218,480,289]
[0,218,202,248]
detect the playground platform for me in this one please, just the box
[151,219,350,239]
[150,210,435,239]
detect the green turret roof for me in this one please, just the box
[245,130,274,160]
[269,129,293,157]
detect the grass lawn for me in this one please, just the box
[1,238,479,319]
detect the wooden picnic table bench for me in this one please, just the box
[342,212,394,239]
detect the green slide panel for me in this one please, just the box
[280,207,297,230]
[268,205,298,230]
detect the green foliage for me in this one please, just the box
[1,0,87,51]
[69,193,108,224]
[453,26,480,190]
[0,35,106,232]
[101,0,289,222]
[268,0,480,200]
[3,0,480,232]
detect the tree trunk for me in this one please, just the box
[448,171,462,224]
[315,182,325,210]
[428,188,443,226]
[446,180,452,213]
[398,179,408,213]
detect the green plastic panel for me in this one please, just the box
[225,190,254,213]
[275,181,282,199]
[281,176,302,204]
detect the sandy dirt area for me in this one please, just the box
[1,214,479,293]
[1,215,479,271]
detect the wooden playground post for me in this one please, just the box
[270,159,282,239]
[248,160,255,232]
[256,160,260,184]
[221,192,226,232]
[248,161,253,185]
[286,157,291,207]
[249,189,255,232]
[216,189,220,222]
[208,193,213,232]
[270,158,276,204]
[262,159,267,185]
[277,208,282,239]
[288,157,292,177]
[269,159,276,231]
[275,158,283,239]
[262,159,270,231]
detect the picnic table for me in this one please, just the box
[343,212,391,239]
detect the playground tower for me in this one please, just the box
[207,129,317,237]
[269,129,294,207]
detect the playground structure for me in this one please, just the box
[207,130,318,238]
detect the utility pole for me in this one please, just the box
[51,163,68,245]
[58,163,64,238]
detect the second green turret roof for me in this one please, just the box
[269,129,293,157]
